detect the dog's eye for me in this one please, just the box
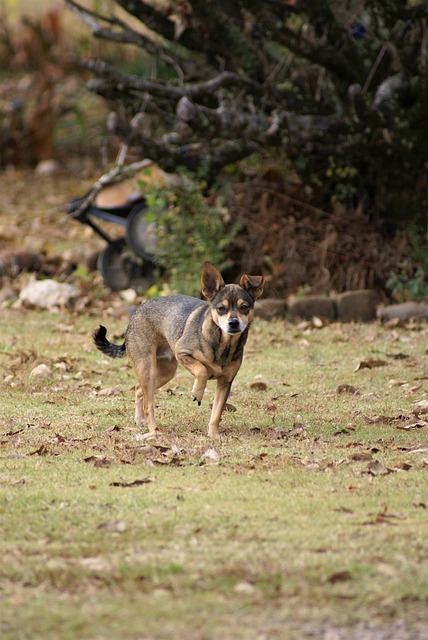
[216,304,227,315]
[240,303,250,313]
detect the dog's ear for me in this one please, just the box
[201,262,225,300]
[239,274,264,300]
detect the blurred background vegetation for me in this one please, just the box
[0,0,427,300]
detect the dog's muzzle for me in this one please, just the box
[227,318,243,333]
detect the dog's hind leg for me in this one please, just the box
[128,346,158,434]
[130,348,178,435]
[155,348,178,390]
[134,386,145,427]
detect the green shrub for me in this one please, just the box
[387,262,428,302]
[141,174,239,296]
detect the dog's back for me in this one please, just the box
[126,295,207,346]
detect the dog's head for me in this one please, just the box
[201,262,264,334]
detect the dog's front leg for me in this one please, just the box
[178,354,209,405]
[208,376,233,436]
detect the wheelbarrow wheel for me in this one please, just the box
[97,239,132,291]
[125,203,158,260]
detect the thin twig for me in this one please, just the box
[66,159,153,219]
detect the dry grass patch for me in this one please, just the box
[1,308,428,639]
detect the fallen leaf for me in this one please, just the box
[355,359,388,371]
[388,379,408,387]
[109,478,152,487]
[105,425,122,433]
[28,445,49,456]
[55,323,74,333]
[326,570,353,584]
[350,452,373,462]
[84,455,112,468]
[394,462,412,471]
[365,414,408,424]
[414,502,427,509]
[79,557,110,571]
[96,385,122,396]
[250,382,268,391]
[396,421,427,430]
[53,361,68,373]
[336,384,360,395]
[250,426,262,434]
[97,520,127,532]
[398,445,428,454]
[51,433,66,444]
[366,461,392,476]
[288,422,310,436]
[334,426,356,435]
[0,477,26,486]
[295,456,320,469]
[3,428,25,437]
[364,507,406,525]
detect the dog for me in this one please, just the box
[93,262,264,437]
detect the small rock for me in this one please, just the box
[201,448,220,462]
[378,302,428,323]
[120,288,138,303]
[29,363,52,379]
[414,400,428,414]
[234,581,256,594]
[35,159,60,175]
[18,279,79,309]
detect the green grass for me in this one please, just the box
[1,308,428,639]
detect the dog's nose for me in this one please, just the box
[228,318,241,331]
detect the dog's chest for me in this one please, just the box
[211,331,246,368]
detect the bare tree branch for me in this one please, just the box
[83,59,261,101]
[67,0,428,221]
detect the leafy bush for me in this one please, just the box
[387,228,428,302]
[141,174,238,296]
[387,263,428,302]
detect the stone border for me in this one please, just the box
[255,292,428,323]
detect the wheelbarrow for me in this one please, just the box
[65,176,159,291]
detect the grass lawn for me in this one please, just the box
[1,303,428,639]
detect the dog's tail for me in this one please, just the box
[93,325,126,358]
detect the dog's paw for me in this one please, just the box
[141,430,159,440]
[208,427,221,437]
[191,381,206,405]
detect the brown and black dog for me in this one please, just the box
[93,262,264,436]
